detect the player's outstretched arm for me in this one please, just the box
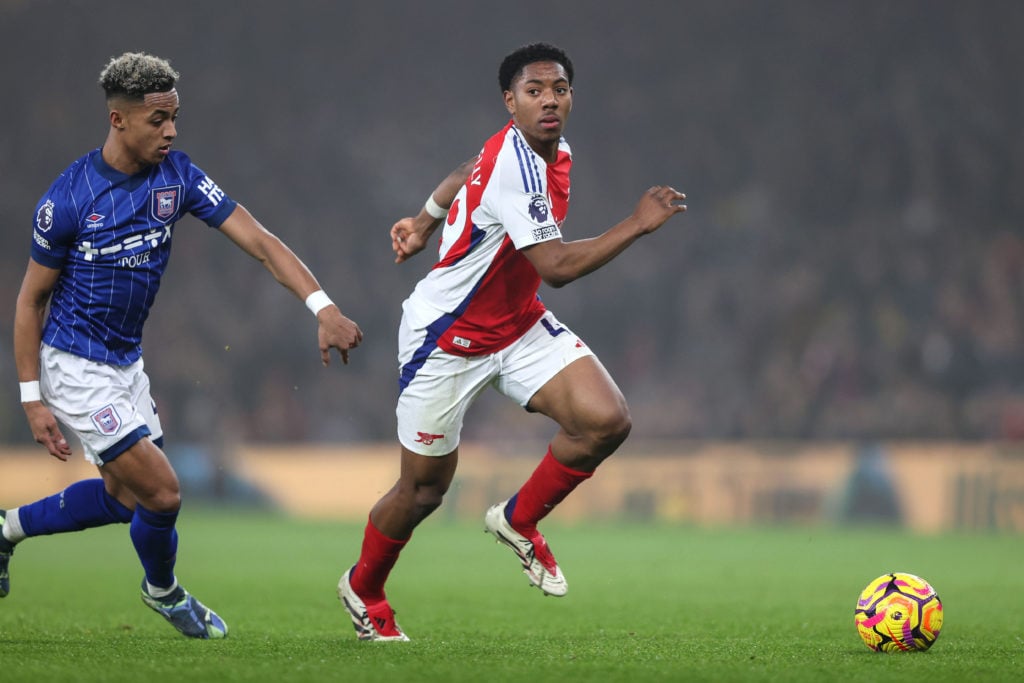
[391,156,477,263]
[13,260,72,460]
[219,204,363,365]
[522,185,687,288]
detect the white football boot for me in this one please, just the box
[484,501,568,597]
[337,567,410,641]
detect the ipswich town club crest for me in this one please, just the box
[150,185,182,223]
[90,404,122,435]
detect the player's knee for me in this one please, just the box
[130,475,180,513]
[144,490,181,514]
[412,483,448,517]
[588,404,632,454]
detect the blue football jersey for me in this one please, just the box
[30,148,238,365]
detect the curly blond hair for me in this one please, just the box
[98,52,178,100]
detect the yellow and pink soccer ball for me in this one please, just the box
[854,572,943,652]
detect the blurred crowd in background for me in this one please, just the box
[0,1,1021,448]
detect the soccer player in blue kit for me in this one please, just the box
[0,52,363,638]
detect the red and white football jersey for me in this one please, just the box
[402,120,572,357]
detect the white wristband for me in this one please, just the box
[424,194,449,220]
[20,381,41,403]
[304,290,334,316]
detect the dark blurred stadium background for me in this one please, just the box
[1,1,1022,527]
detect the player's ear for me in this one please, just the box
[503,90,515,115]
[109,109,126,130]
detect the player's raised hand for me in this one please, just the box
[316,306,363,366]
[24,403,72,461]
[630,185,687,235]
[390,216,433,264]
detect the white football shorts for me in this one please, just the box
[39,343,163,465]
[396,310,595,456]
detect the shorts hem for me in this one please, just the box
[397,431,460,457]
[97,425,152,464]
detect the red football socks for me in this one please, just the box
[508,447,592,536]
[350,516,408,604]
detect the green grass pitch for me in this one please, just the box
[0,510,1020,682]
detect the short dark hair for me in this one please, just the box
[498,43,574,92]
[99,52,178,100]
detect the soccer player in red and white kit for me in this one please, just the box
[338,43,687,641]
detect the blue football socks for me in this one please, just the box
[130,504,179,592]
[16,479,133,537]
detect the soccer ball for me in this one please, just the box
[854,572,943,652]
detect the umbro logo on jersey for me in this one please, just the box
[85,213,105,229]
[415,432,445,446]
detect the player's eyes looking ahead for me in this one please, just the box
[148,112,178,127]
[525,86,569,98]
